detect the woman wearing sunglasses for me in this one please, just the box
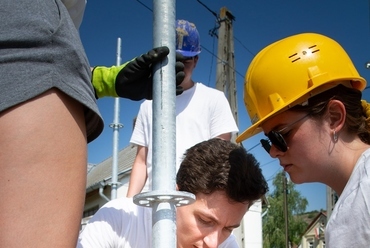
[236,33,370,247]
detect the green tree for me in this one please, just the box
[263,171,308,247]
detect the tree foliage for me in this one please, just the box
[263,171,309,247]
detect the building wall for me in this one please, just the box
[301,214,326,248]
[239,200,263,248]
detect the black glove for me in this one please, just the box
[92,46,185,100]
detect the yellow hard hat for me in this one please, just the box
[236,33,366,143]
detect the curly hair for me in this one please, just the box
[176,138,268,207]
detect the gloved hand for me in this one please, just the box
[91,46,185,100]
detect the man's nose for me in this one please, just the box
[270,143,285,158]
[203,230,220,248]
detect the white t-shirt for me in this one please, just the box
[325,148,370,247]
[130,82,239,190]
[77,197,239,248]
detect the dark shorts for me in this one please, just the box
[0,0,103,143]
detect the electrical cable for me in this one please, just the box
[135,0,152,12]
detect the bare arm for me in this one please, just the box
[126,145,148,197]
[217,132,232,141]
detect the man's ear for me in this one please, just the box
[193,55,199,68]
[176,184,179,191]
[327,99,346,131]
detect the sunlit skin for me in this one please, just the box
[176,191,249,248]
[180,56,198,90]
[260,101,370,195]
[261,110,336,185]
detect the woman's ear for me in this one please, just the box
[327,99,346,131]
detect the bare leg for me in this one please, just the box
[0,89,88,247]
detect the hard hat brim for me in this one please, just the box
[177,50,201,57]
[236,78,366,143]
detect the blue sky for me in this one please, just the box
[80,0,370,212]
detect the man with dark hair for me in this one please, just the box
[77,138,268,248]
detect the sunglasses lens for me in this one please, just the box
[260,139,271,153]
[268,131,288,152]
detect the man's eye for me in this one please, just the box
[198,217,211,225]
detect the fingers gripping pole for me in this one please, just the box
[133,1,195,248]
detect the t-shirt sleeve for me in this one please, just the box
[130,101,150,147]
[77,199,127,247]
[209,91,239,138]
[62,0,86,29]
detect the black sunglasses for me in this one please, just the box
[183,56,195,61]
[261,113,310,153]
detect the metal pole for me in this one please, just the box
[133,1,195,248]
[152,0,176,193]
[110,37,123,200]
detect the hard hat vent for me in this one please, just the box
[289,45,320,63]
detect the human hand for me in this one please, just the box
[92,46,185,100]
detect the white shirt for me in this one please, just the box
[77,197,239,248]
[325,148,370,247]
[130,82,239,190]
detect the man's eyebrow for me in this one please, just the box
[197,211,241,229]
[225,223,240,229]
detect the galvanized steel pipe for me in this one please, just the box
[134,1,195,247]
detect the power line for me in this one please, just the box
[195,0,219,20]
[200,44,245,79]
[194,0,255,74]
[135,0,152,12]
[260,159,277,168]
[234,35,255,57]
[207,36,217,86]
[266,168,281,182]
[246,142,260,151]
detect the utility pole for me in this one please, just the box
[326,186,337,219]
[283,172,289,248]
[215,7,238,142]
[215,7,263,248]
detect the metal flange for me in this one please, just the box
[133,190,195,208]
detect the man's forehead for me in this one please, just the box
[193,192,248,223]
